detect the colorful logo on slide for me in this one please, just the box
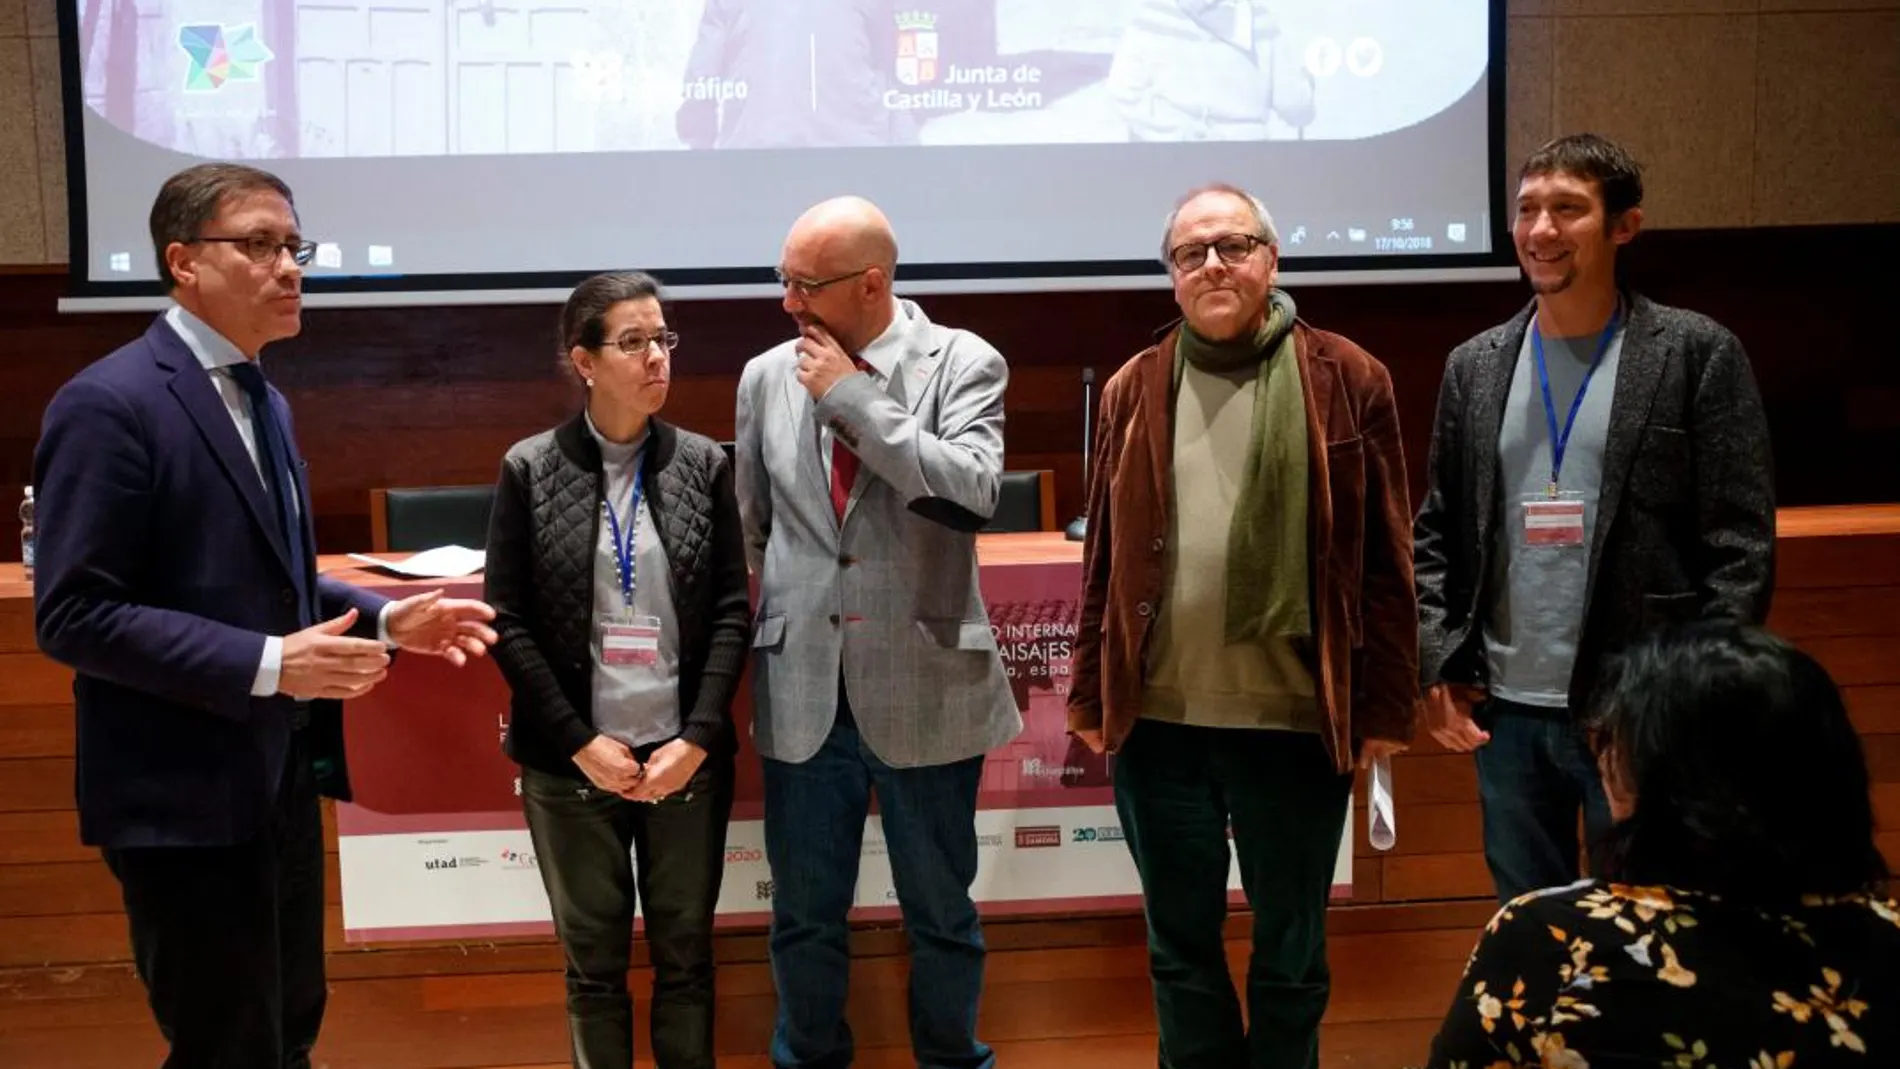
[178,23,274,92]
[894,10,940,87]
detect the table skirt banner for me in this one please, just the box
[335,559,1351,943]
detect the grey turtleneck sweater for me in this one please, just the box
[587,412,682,747]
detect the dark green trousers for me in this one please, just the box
[1113,719,1352,1069]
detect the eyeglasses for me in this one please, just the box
[609,330,680,355]
[774,266,872,300]
[194,234,319,266]
[1167,233,1270,273]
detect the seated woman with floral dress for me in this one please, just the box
[1427,622,1898,1068]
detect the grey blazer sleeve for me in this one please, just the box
[735,356,773,576]
[1689,329,1776,624]
[814,337,1007,532]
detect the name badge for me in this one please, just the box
[1522,494,1586,547]
[599,613,662,666]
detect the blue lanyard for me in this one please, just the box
[601,454,645,610]
[1533,301,1622,495]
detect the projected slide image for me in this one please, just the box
[72,0,1486,160]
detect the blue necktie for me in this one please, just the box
[227,361,313,628]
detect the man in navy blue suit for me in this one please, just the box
[32,163,499,1069]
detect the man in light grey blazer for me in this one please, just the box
[735,196,1021,1069]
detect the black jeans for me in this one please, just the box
[1473,698,1614,902]
[1113,719,1351,1069]
[101,734,328,1069]
[522,750,734,1069]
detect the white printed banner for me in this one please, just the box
[337,560,1353,942]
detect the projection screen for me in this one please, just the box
[58,0,1515,308]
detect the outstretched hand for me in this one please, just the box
[279,609,389,700]
[386,589,499,666]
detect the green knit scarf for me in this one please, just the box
[1173,289,1311,645]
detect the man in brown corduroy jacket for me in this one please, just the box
[1068,182,1419,1069]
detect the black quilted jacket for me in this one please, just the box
[484,413,750,780]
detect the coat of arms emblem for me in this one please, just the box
[895,11,940,87]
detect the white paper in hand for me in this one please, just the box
[346,545,486,579]
[1368,754,1396,852]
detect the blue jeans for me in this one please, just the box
[762,699,991,1069]
[1474,698,1614,902]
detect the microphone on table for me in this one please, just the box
[1063,366,1094,542]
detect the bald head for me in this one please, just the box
[778,196,901,353]
[785,195,899,277]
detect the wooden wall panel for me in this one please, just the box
[0,651,70,705]
[0,703,68,758]
[1389,756,1480,806]
[0,756,70,813]
[1852,686,1900,736]
[0,597,36,653]
[0,857,120,917]
[1348,856,1385,906]
[1874,784,1900,829]
[1800,636,1900,687]
[0,912,130,968]
[1767,585,1900,638]
[1777,536,1900,590]
[3,225,1898,559]
[1862,735,1900,784]
[1354,804,1484,860]
[1383,854,1497,904]
[0,810,88,865]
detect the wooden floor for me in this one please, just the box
[0,912,1464,1068]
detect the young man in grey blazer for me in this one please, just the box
[734,196,1021,1069]
[1413,134,1776,903]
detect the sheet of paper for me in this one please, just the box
[1368,754,1396,852]
[346,545,486,579]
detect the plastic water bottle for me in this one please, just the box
[18,486,32,581]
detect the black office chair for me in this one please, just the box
[983,470,1054,533]
[371,485,497,552]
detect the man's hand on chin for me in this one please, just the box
[795,324,862,401]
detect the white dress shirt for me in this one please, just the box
[164,305,393,697]
[819,300,905,487]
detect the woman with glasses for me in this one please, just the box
[484,271,749,1069]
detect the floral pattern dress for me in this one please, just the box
[1427,880,1900,1068]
